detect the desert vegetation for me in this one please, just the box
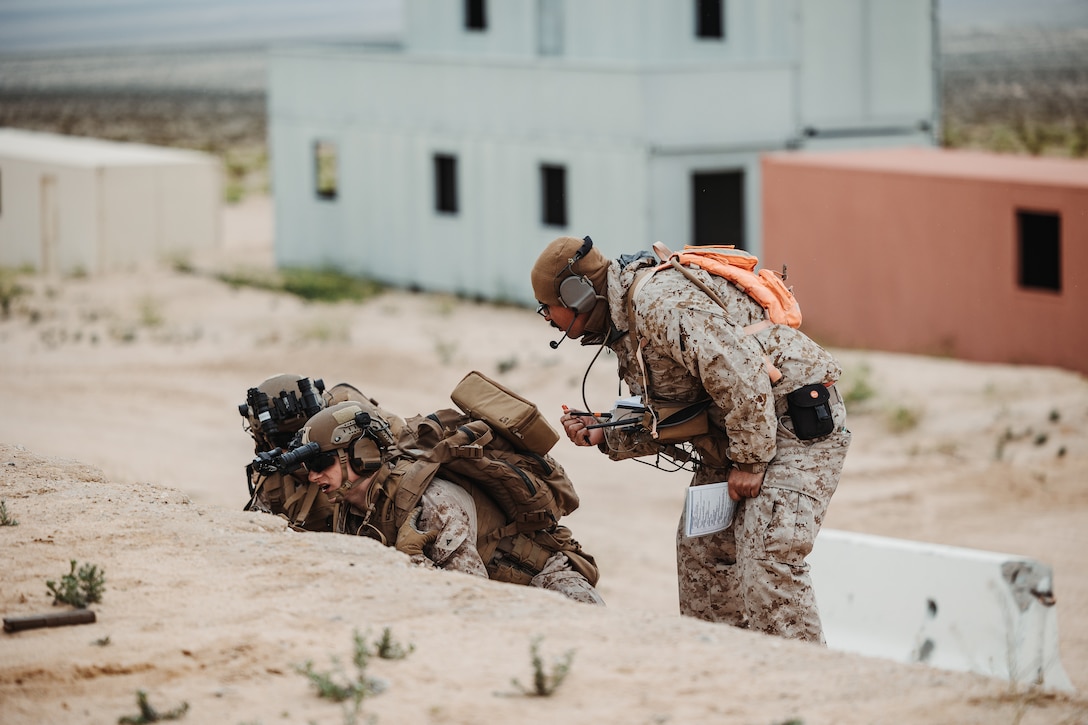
[941,27,1088,157]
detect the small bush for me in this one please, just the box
[137,296,164,327]
[0,266,30,318]
[118,690,189,724]
[46,560,106,608]
[885,405,922,434]
[373,627,414,660]
[841,364,876,407]
[512,637,575,697]
[0,500,18,526]
[295,629,396,724]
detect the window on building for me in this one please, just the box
[314,140,338,200]
[434,154,458,214]
[692,170,745,248]
[537,0,564,56]
[541,164,567,227]
[1017,210,1061,292]
[465,0,487,31]
[696,0,725,40]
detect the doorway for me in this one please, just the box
[692,170,745,249]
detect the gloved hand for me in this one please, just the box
[395,507,438,557]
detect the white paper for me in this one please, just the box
[684,481,736,538]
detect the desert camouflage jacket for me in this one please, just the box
[602,253,842,468]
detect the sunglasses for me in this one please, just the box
[304,450,339,474]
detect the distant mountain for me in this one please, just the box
[940,0,1088,33]
[0,0,402,55]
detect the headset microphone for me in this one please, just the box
[549,316,578,349]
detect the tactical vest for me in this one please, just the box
[245,466,335,532]
[334,409,599,587]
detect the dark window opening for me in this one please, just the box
[1018,210,1061,292]
[692,170,744,248]
[434,154,458,214]
[696,0,724,39]
[465,0,487,31]
[314,140,338,200]
[541,164,567,227]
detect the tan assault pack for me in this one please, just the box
[356,377,597,585]
[450,370,561,455]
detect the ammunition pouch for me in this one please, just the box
[487,525,600,587]
[786,383,835,440]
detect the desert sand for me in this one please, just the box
[2,194,1087,724]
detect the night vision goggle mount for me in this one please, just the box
[249,409,397,477]
[238,377,326,440]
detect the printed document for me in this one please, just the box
[684,481,736,538]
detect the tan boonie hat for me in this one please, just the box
[531,236,610,307]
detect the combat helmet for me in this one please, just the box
[296,401,394,480]
[239,374,326,452]
[324,382,407,443]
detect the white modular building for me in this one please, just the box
[0,128,221,275]
[269,0,937,305]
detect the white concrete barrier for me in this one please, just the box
[809,529,1073,691]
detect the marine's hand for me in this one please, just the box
[560,408,603,447]
[728,468,765,501]
[395,507,439,557]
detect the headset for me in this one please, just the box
[556,236,598,313]
[347,410,393,474]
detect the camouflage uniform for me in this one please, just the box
[602,253,851,643]
[339,476,605,606]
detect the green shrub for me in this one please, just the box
[0,267,29,318]
[841,363,876,407]
[214,267,385,304]
[0,500,17,526]
[46,560,106,608]
[512,637,575,697]
[281,267,384,303]
[118,690,189,724]
[295,628,403,724]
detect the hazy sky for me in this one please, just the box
[1,0,1086,55]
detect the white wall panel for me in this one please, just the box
[270,0,935,305]
[869,0,933,119]
[810,529,1073,691]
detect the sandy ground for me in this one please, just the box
[2,195,1088,724]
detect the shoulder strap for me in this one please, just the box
[642,241,783,385]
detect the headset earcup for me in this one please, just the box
[558,275,597,313]
[348,437,382,474]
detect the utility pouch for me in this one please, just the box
[450,371,560,455]
[643,399,711,444]
[786,384,835,440]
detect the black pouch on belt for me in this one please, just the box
[785,383,835,440]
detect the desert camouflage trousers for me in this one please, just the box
[531,553,606,606]
[676,388,851,643]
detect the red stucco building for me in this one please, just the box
[762,147,1087,375]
